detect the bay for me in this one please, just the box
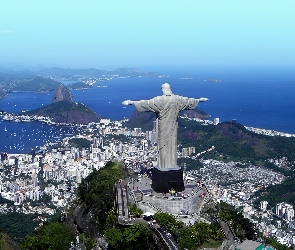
[1,67,295,154]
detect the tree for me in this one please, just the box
[216,202,256,240]
[105,209,117,229]
[152,212,183,232]
[0,213,41,244]
[105,223,152,250]
[22,221,75,250]
[177,227,198,250]
[122,223,151,250]
[69,138,91,150]
[128,204,143,218]
[263,236,292,250]
[104,228,123,250]
[177,222,223,250]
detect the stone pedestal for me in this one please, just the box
[151,168,184,193]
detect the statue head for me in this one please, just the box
[161,83,173,96]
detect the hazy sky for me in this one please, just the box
[1,1,294,69]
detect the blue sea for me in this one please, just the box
[1,66,295,153]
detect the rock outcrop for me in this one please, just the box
[66,204,98,239]
[52,84,73,103]
[26,85,101,124]
[27,101,101,125]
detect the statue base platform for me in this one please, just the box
[151,167,184,193]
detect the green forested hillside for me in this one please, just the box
[24,100,101,124]
[178,119,295,164]
[0,213,41,245]
[0,230,20,250]
[126,111,295,165]
[8,76,60,92]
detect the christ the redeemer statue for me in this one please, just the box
[123,83,208,192]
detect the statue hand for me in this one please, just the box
[122,100,133,105]
[199,97,209,102]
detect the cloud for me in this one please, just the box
[0,30,14,34]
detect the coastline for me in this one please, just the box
[2,111,295,155]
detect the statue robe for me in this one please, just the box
[134,94,199,170]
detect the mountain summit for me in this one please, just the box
[52,84,73,103]
[25,85,100,124]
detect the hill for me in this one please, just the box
[0,87,6,98]
[0,231,20,250]
[23,84,100,124]
[0,76,60,93]
[36,66,164,78]
[126,111,295,166]
[52,84,73,103]
[178,119,295,165]
[124,108,209,132]
[25,100,100,124]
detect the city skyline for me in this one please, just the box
[1,1,295,70]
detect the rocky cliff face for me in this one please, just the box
[66,204,98,239]
[52,84,73,103]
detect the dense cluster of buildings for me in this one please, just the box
[276,202,294,221]
[187,159,295,246]
[1,115,295,247]
[0,118,158,215]
[245,126,295,138]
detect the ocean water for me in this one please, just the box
[1,66,295,153]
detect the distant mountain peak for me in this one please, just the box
[52,84,73,103]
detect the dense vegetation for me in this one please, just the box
[0,161,124,249]
[254,177,295,209]
[77,161,125,232]
[24,100,100,124]
[177,222,224,249]
[105,223,155,250]
[178,119,295,164]
[75,161,156,249]
[25,100,95,116]
[104,210,223,250]
[7,76,60,92]
[21,221,75,250]
[128,204,143,218]
[177,157,203,171]
[0,231,20,250]
[152,212,224,249]
[69,137,91,150]
[0,213,44,244]
[68,81,92,89]
[215,202,256,240]
[263,236,292,250]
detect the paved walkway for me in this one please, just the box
[127,174,211,225]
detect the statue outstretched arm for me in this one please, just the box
[123,98,159,112]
